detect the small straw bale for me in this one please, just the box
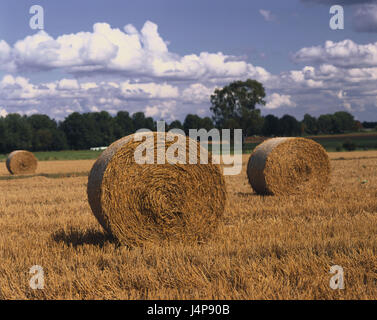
[6,150,38,175]
[87,132,226,246]
[247,137,330,195]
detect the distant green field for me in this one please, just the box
[310,133,377,152]
[0,150,103,162]
[218,132,377,154]
[243,139,377,153]
[0,132,376,161]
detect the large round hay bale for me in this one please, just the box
[247,137,330,195]
[6,150,38,175]
[87,132,226,246]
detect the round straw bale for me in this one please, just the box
[6,150,38,175]
[247,137,330,195]
[87,132,226,246]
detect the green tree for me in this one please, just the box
[62,111,117,149]
[262,114,280,136]
[243,109,264,136]
[0,118,6,153]
[60,112,88,149]
[27,114,60,151]
[332,111,355,133]
[3,114,33,151]
[132,112,156,131]
[51,127,68,150]
[200,117,215,131]
[362,121,377,129]
[144,116,156,131]
[114,111,134,138]
[210,79,266,132]
[278,114,301,136]
[302,114,318,135]
[90,111,116,146]
[183,114,203,135]
[168,120,184,131]
[318,114,334,134]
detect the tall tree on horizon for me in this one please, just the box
[210,79,266,133]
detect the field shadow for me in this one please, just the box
[234,191,273,198]
[235,191,255,197]
[0,171,89,181]
[52,228,116,248]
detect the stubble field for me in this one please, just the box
[0,151,376,299]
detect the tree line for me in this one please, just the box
[0,79,374,154]
[0,109,368,154]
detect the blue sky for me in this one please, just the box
[1,0,377,121]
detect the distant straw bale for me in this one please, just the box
[87,132,226,246]
[6,150,38,175]
[247,137,330,195]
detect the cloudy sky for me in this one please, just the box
[1,0,377,121]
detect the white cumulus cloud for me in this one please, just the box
[1,22,377,120]
[0,107,7,117]
[57,79,80,90]
[0,21,271,83]
[265,93,296,109]
[292,39,377,68]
